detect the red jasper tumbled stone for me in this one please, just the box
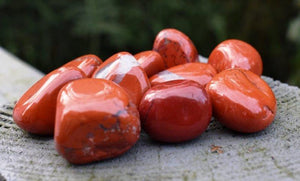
[13,66,86,135]
[55,78,140,164]
[139,80,212,143]
[149,62,217,87]
[92,52,150,106]
[206,69,276,133]
[208,39,263,75]
[153,28,199,68]
[63,54,102,77]
[134,50,166,77]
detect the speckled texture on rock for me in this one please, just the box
[0,47,43,104]
[0,51,299,181]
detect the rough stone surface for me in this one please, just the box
[0,51,300,181]
[0,47,43,104]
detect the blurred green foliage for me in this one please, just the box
[287,0,300,86]
[0,0,299,85]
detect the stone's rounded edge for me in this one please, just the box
[153,29,199,68]
[207,39,263,76]
[12,67,86,135]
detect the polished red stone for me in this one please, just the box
[153,28,199,68]
[150,62,217,87]
[92,52,150,106]
[13,67,86,135]
[134,50,166,77]
[208,39,263,75]
[63,54,102,77]
[139,80,212,143]
[206,69,276,133]
[55,79,140,164]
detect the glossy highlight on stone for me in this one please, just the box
[134,50,166,77]
[139,80,212,143]
[55,79,140,164]
[206,69,276,133]
[92,52,150,106]
[153,28,199,68]
[13,66,86,135]
[63,54,102,77]
[149,62,217,87]
[208,39,263,75]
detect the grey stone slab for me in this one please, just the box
[0,49,299,181]
[0,47,43,104]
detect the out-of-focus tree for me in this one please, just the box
[0,0,299,85]
[287,0,300,86]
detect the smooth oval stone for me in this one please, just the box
[208,39,263,75]
[92,52,150,106]
[55,78,140,164]
[13,66,86,135]
[139,80,212,143]
[149,62,217,87]
[206,69,276,133]
[153,28,199,68]
[134,50,166,77]
[63,54,102,77]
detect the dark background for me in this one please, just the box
[1,0,300,86]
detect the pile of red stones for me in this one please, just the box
[13,28,276,164]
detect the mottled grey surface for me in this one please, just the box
[0,50,299,181]
[0,47,43,104]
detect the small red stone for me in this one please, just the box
[208,39,263,75]
[150,62,217,87]
[139,80,212,143]
[55,79,140,164]
[13,66,86,135]
[153,28,199,68]
[92,52,150,106]
[206,69,276,133]
[63,54,102,77]
[134,50,166,77]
